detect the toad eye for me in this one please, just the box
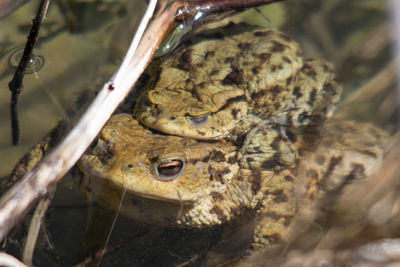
[157,160,183,179]
[188,114,209,126]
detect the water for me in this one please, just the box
[0,0,143,176]
[0,0,397,266]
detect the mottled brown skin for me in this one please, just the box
[287,58,341,127]
[79,114,296,246]
[79,114,388,251]
[294,119,388,208]
[134,24,302,140]
[79,114,237,205]
[245,118,390,259]
[238,121,297,172]
[134,23,341,140]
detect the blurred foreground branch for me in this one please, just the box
[0,252,26,267]
[388,0,400,122]
[0,0,30,20]
[0,0,282,244]
[278,132,400,267]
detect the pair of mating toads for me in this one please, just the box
[10,22,390,262]
[78,22,389,257]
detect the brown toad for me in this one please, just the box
[79,113,296,249]
[78,114,388,251]
[134,23,341,140]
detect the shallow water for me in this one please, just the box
[0,0,398,266]
[0,0,143,176]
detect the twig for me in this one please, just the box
[181,0,282,28]
[176,255,199,267]
[185,0,282,15]
[75,230,153,267]
[0,0,283,244]
[8,0,50,146]
[22,194,53,266]
[336,25,390,82]
[307,1,341,59]
[0,252,27,267]
[0,0,159,243]
[0,0,30,20]
[336,59,397,118]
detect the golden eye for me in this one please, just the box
[157,160,183,179]
[188,114,209,126]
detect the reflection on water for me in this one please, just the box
[1,0,398,266]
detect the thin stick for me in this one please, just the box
[186,0,282,15]
[182,0,282,28]
[75,229,153,267]
[8,0,50,146]
[0,252,27,267]
[336,59,396,118]
[97,189,126,266]
[22,196,52,266]
[0,0,159,242]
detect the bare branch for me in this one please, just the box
[22,197,52,266]
[0,252,27,267]
[0,0,159,242]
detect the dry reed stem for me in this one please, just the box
[0,252,27,267]
[0,0,159,242]
[22,197,52,266]
[337,59,397,118]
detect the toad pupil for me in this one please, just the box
[157,160,183,176]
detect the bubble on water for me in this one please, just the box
[8,46,45,74]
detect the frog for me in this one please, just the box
[78,113,388,253]
[133,22,341,141]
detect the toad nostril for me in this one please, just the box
[141,98,152,109]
